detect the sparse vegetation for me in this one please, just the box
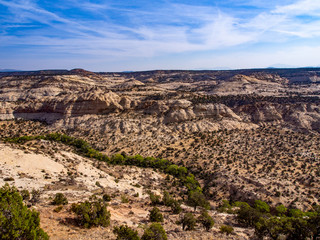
[220,225,234,235]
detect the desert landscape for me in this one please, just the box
[0,68,319,239]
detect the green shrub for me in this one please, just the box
[220,225,234,235]
[103,194,111,202]
[149,207,163,222]
[170,200,182,214]
[149,192,161,206]
[217,200,232,213]
[121,195,129,203]
[71,200,110,228]
[198,210,214,231]
[289,208,304,218]
[254,200,270,213]
[0,184,49,239]
[236,204,262,227]
[276,204,287,216]
[52,193,68,205]
[113,225,140,240]
[162,191,173,207]
[141,223,167,240]
[187,190,209,211]
[180,213,196,231]
[53,206,63,213]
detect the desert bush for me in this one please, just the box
[113,225,140,240]
[103,193,111,202]
[149,207,163,222]
[187,190,209,211]
[52,193,68,205]
[180,212,196,231]
[0,184,49,239]
[71,200,110,228]
[141,223,167,240]
[170,199,182,214]
[162,191,173,207]
[3,177,14,182]
[220,225,234,235]
[217,200,232,213]
[148,192,161,206]
[53,205,63,213]
[198,210,214,231]
[121,195,129,203]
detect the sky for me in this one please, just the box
[1,0,320,71]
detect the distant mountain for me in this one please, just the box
[268,64,298,69]
[0,69,21,72]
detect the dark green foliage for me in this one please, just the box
[160,191,181,214]
[308,205,320,239]
[162,191,173,207]
[71,200,110,228]
[236,203,262,227]
[102,194,111,202]
[183,174,200,191]
[20,189,30,201]
[0,184,49,240]
[198,211,214,231]
[52,193,68,205]
[288,208,304,218]
[170,200,182,214]
[254,200,270,213]
[141,223,167,240]
[180,213,196,231]
[255,216,312,240]
[149,207,163,222]
[187,190,209,211]
[165,165,188,178]
[217,200,233,213]
[247,203,320,239]
[111,154,125,165]
[276,204,287,216]
[220,225,234,235]
[113,225,140,240]
[148,192,161,206]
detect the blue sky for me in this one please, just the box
[1,0,320,71]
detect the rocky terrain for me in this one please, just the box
[0,68,320,239]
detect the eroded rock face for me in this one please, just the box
[0,69,319,133]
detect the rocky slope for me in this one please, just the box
[0,68,319,210]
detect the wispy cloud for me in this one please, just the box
[0,0,320,70]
